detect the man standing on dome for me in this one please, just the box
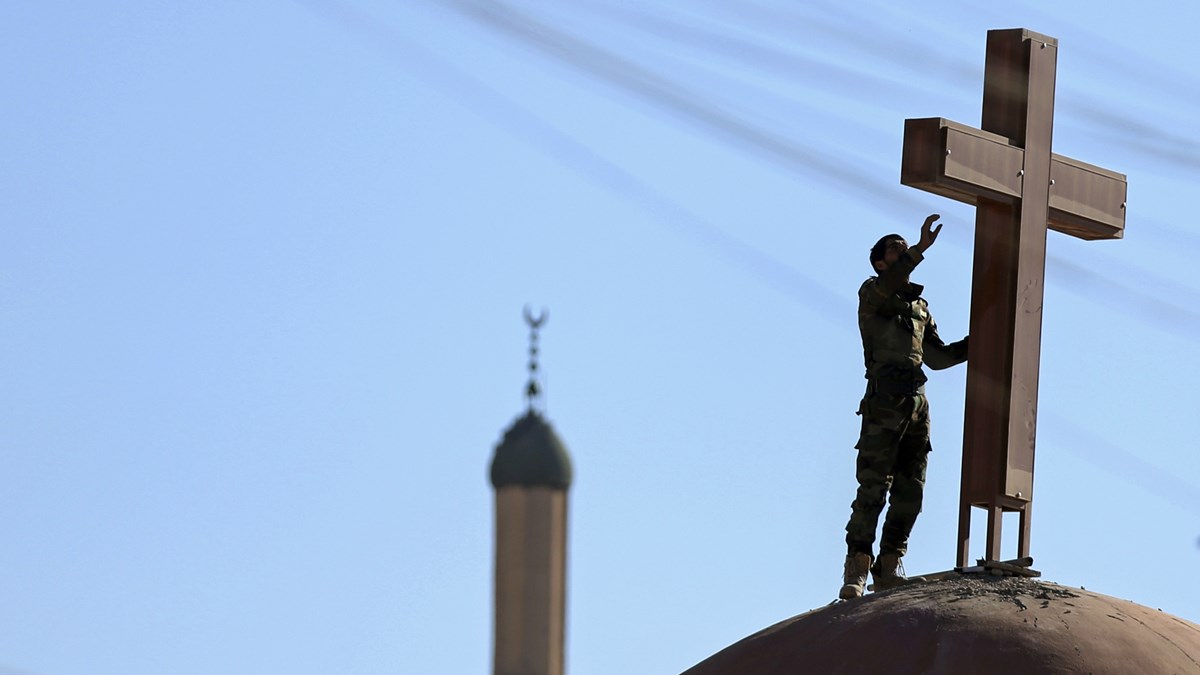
[840,213,968,600]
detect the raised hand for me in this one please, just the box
[917,213,943,252]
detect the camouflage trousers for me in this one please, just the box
[844,391,931,557]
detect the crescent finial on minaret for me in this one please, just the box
[523,304,548,412]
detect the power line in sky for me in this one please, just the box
[714,0,1200,175]
[289,0,848,317]
[1043,410,1200,518]
[565,0,933,105]
[297,0,1200,342]
[440,0,1200,337]
[704,0,983,87]
[444,0,928,212]
[1064,100,1200,173]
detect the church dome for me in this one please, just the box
[490,409,572,490]
[683,576,1200,674]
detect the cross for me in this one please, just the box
[900,29,1127,568]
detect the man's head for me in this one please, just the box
[869,234,908,273]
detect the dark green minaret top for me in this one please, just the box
[490,306,572,490]
[489,409,573,490]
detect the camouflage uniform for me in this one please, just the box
[845,247,967,558]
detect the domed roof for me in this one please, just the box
[490,409,572,490]
[683,576,1200,674]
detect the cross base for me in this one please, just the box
[958,495,1032,569]
[963,557,1041,578]
[866,556,1040,590]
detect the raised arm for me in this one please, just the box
[863,214,941,310]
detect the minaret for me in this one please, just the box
[489,307,573,675]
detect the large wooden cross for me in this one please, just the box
[900,29,1127,568]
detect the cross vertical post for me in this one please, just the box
[962,29,1056,566]
[900,28,1127,568]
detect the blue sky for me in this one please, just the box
[3,1,1199,673]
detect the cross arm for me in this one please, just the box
[901,117,1126,240]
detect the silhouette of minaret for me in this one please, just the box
[489,307,572,675]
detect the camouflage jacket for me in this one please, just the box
[858,248,968,387]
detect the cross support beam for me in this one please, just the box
[902,118,1126,241]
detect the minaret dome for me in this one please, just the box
[490,410,572,490]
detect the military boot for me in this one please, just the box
[838,552,873,600]
[872,551,924,591]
